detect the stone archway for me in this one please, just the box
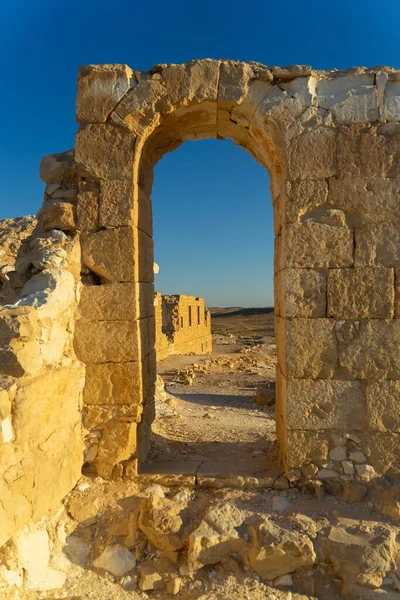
[73,60,400,487]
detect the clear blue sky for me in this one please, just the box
[1,0,398,306]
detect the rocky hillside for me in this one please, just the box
[0,215,37,302]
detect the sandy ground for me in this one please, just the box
[142,325,280,479]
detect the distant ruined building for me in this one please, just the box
[154,292,212,360]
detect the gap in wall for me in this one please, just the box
[139,138,280,479]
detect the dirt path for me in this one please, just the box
[142,336,281,479]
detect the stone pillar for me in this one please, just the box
[73,65,154,477]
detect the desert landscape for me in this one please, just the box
[1,57,400,600]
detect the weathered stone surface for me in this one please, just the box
[96,420,137,477]
[327,267,394,319]
[328,177,400,226]
[93,544,136,576]
[339,320,400,379]
[76,181,99,231]
[74,318,139,363]
[67,496,100,524]
[247,518,316,580]
[0,339,42,377]
[99,180,134,228]
[78,283,137,320]
[83,404,142,429]
[286,218,353,269]
[279,317,337,379]
[336,127,399,178]
[317,74,378,124]
[138,496,184,553]
[364,433,400,477]
[321,524,396,591]
[77,64,135,124]
[39,150,75,184]
[286,431,329,467]
[38,201,76,232]
[81,227,136,282]
[367,381,400,432]
[285,179,329,223]
[287,380,366,430]
[188,503,246,571]
[286,129,336,180]
[384,80,400,121]
[84,362,141,405]
[75,124,136,180]
[275,268,326,317]
[355,224,400,267]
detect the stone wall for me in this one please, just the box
[155,293,212,360]
[73,60,400,495]
[0,153,85,547]
[1,62,400,550]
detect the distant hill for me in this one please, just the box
[210,307,275,338]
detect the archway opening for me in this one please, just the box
[139,134,282,480]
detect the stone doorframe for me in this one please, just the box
[73,60,400,487]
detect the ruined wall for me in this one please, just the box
[72,60,400,496]
[0,153,84,547]
[1,61,400,538]
[0,216,37,304]
[155,292,212,360]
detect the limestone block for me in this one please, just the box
[93,544,136,576]
[78,283,137,320]
[38,201,76,232]
[286,219,353,269]
[275,268,326,318]
[138,229,154,283]
[285,179,328,223]
[12,366,82,451]
[138,495,184,553]
[339,320,400,380]
[321,523,395,591]
[77,64,135,124]
[328,177,400,226]
[0,340,42,377]
[287,380,366,431]
[40,150,75,184]
[84,362,141,405]
[367,381,400,432]
[384,81,400,121]
[137,188,153,236]
[113,78,172,134]
[0,377,16,419]
[280,76,317,106]
[160,59,220,108]
[99,180,134,228]
[76,181,99,231]
[355,224,400,267]
[96,420,137,476]
[13,526,66,590]
[247,518,316,580]
[140,316,156,357]
[336,127,396,178]
[317,74,378,123]
[286,129,336,180]
[74,319,139,363]
[0,307,40,340]
[278,317,337,379]
[139,283,155,319]
[83,404,142,429]
[81,227,136,282]
[188,503,246,571]
[75,124,136,180]
[364,433,400,477]
[327,267,394,319]
[395,268,400,318]
[286,431,329,467]
[218,60,255,107]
